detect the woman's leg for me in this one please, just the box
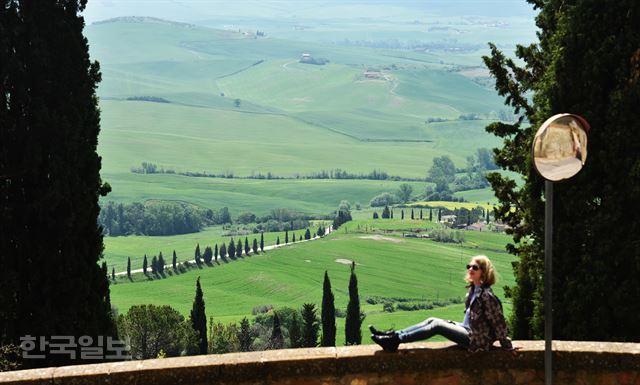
[397,317,469,347]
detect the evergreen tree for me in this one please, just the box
[269,312,284,349]
[219,244,227,260]
[285,230,289,244]
[482,0,640,341]
[390,209,394,219]
[0,0,115,366]
[252,239,258,254]
[438,208,442,223]
[195,243,202,265]
[321,271,336,347]
[411,209,415,220]
[301,303,319,348]
[158,252,165,274]
[228,239,235,258]
[111,267,115,282]
[127,257,131,279]
[292,233,296,242]
[151,255,158,275]
[317,226,324,238]
[236,239,242,257]
[429,209,433,222]
[345,262,364,345]
[304,229,311,240]
[381,205,390,219]
[214,244,218,261]
[260,232,264,252]
[276,236,280,246]
[190,277,207,354]
[420,209,423,220]
[288,312,302,348]
[485,209,490,224]
[203,246,213,264]
[401,210,404,220]
[143,254,148,274]
[373,212,379,219]
[238,317,254,352]
[244,237,250,255]
[172,250,177,270]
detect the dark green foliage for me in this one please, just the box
[397,183,413,203]
[304,229,311,240]
[317,226,324,237]
[486,210,490,224]
[345,262,365,345]
[332,201,353,230]
[285,230,289,244]
[228,239,236,258]
[420,209,423,219]
[151,256,158,275]
[213,245,218,261]
[438,209,442,222]
[190,277,207,354]
[111,267,115,281]
[236,239,242,257]
[203,246,213,264]
[172,250,177,270]
[117,304,197,359]
[381,205,390,219]
[0,1,116,366]
[292,233,297,242]
[252,239,258,254]
[401,210,404,220]
[411,209,415,220]
[194,243,202,265]
[483,0,640,341]
[373,212,379,219]
[143,254,148,274]
[158,252,165,274]
[429,209,433,222]
[244,237,250,255]
[219,244,227,260]
[276,236,280,246]
[269,312,284,349]
[321,271,336,347]
[260,232,264,252]
[301,303,320,348]
[390,209,394,218]
[238,317,254,352]
[127,257,131,278]
[288,313,302,348]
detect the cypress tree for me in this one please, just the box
[143,254,148,275]
[172,250,177,270]
[190,277,207,354]
[236,239,242,257]
[301,303,319,348]
[292,233,296,242]
[411,209,415,220]
[195,243,202,265]
[111,267,115,282]
[127,257,131,279]
[203,246,213,264]
[158,252,165,274]
[151,256,158,275]
[381,205,390,219]
[429,209,433,222]
[260,232,264,252]
[321,271,336,347]
[219,244,227,260]
[289,312,302,348]
[276,236,280,246]
[238,317,254,352]
[401,209,404,220]
[252,238,258,254]
[420,209,423,220]
[345,262,364,345]
[438,208,442,223]
[0,0,115,366]
[304,228,311,240]
[214,244,218,261]
[269,312,284,349]
[285,230,289,244]
[483,0,640,341]
[373,212,379,219]
[228,239,235,258]
[244,237,250,255]
[390,209,394,218]
[486,209,490,224]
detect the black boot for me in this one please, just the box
[368,324,395,336]
[371,332,400,352]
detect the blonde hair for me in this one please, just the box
[465,255,497,286]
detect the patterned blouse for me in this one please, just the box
[465,285,513,352]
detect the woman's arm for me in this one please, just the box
[483,292,513,349]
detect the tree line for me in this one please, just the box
[117,263,364,359]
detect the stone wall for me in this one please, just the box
[0,341,639,385]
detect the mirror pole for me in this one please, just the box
[545,180,553,385]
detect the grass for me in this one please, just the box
[109,219,515,344]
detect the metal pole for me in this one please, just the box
[545,180,553,385]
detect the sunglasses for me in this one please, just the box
[466,264,481,271]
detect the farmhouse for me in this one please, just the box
[440,214,456,224]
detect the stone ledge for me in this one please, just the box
[0,341,638,385]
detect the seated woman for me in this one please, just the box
[369,255,513,352]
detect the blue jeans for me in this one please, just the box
[397,317,470,347]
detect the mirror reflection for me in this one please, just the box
[533,114,589,181]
